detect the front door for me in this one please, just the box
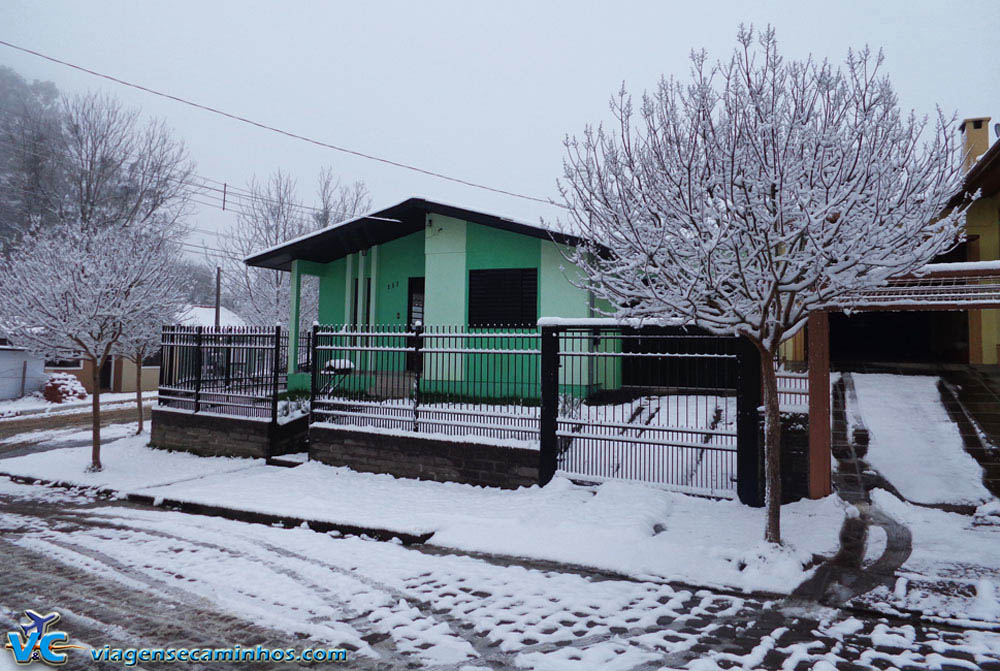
[406,277,425,371]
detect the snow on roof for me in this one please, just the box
[179,305,245,327]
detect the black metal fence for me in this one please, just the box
[157,321,762,503]
[308,322,762,504]
[309,324,540,443]
[158,325,287,420]
[538,325,761,503]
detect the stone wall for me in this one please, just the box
[150,408,308,459]
[309,426,539,489]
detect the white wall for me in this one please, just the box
[0,348,46,400]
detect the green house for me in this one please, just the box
[245,197,618,397]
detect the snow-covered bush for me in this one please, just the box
[43,372,87,403]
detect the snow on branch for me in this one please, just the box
[557,26,969,353]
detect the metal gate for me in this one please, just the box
[539,325,762,504]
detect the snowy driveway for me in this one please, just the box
[2,480,999,670]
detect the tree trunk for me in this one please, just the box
[135,357,144,434]
[90,360,102,471]
[758,346,782,544]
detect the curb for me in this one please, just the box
[0,397,158,421]
[0,472,433,545]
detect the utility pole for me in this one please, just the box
[214,266,221,328]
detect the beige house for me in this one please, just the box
[44,305,245,395]
[781,116,1000,366]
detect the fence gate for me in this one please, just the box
[539,325,762,505]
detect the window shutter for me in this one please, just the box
[468,268,537,327]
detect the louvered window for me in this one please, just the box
[468,268,538,328]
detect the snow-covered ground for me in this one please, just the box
[0,421,141,446]
[849,373,991,506]
[859,488,1000,621]
[0,430,845,595]
[0,432,262,490]
[0,476,997,670]
[0,390,157,419]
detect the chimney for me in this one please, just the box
[960,116,991,172]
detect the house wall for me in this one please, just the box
[285,212,607,397]
[966,193,1000,364]
[113,358,160,393]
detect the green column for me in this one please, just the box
[287,260,302,374]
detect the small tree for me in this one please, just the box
[114,270,186,435]
[0,92,191,470]
[559,27,967,543]
[0,220,185,469]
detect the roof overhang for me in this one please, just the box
[244,197,582,272]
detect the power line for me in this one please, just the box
[0,135,332,219]
[0,39,559,207]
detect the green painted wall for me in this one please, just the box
[375,231,425,325]
[424,215,467,326]
[283,211,624,398]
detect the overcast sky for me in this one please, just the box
[4,1,999,257]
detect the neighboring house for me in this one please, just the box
[179,304,246,329]
[245,197,597,392]
[44,353,157,397]
[29,305,245,397]
[781,116,1000,366]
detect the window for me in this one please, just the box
[45,358,82,369]
[468,268,538,328]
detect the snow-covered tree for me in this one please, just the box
[60,92,191,231]
[558,27,968,543]
[114,259,186,435]
[220,168,370,329]
[0,220,186,470]
[0,92,191,470]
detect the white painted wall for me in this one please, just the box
[0,348,46,400]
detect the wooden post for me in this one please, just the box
[807,312,832,498]
[19,360,27,397]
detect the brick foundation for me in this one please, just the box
[309,425,540,489]
[150,408,308,459]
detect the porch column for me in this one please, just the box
[287,260,302,375]
[807,311,832,498]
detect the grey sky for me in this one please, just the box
[3,0,999,255]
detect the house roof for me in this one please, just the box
[179,305,246,327]
[950,137,1000,208]
[243,197,581,272]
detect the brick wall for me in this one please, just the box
[309,426,540,489]
[150,408,307,459]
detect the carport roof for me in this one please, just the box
[243,197,581,272]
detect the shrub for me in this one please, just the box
[43,372,87,403]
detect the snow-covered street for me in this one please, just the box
[2,476,999,670]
